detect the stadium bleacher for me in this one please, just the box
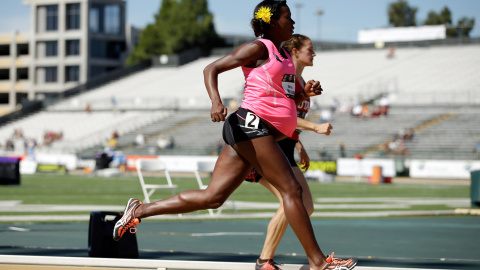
[48,56,245,112]
[0,43,479,160]
[299,105,480,160]
[0,110,172,154]
[403,107,480,160]
[303,44,480,107]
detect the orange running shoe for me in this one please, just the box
[113,198,142,241]
[323,252,357,270]
[255,259,283,270]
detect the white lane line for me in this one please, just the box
[8,226,30,232]
[191,232,264,237]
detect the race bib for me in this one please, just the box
[282,74,296,99]
[245,112,260,129]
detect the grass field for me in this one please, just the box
[0,173,471,220]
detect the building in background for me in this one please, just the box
[0,32,30,115]
[0,0,128,114]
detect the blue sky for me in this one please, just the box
[1,0,479,42]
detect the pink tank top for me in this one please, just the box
[240,39,297,137]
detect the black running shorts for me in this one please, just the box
[278,138,298,167]
[222,108,273,146]
[244,137,298,183]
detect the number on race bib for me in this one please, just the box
[246,112,260,129]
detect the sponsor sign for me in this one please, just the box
[358,25,446,43]
[126,155,158,171]
[36,164,67,174]
[126,155,218,172]
[409,160,480,179]
[299,160,337,174]
[337,158,396,177]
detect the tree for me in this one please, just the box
[423,6,475,38]
[127,0,224,65]
[424,7,451,25]
[424,6,456,36]
[456,17,475,37]
[388,0,418,27]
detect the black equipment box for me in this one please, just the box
[88,211,139,258]
[0,157,20,185]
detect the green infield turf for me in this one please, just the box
[0,173,470,219]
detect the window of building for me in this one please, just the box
[0,45,9,56]
[66,3,81,30]
[46,5,58,31]
[0,93,8,104]
[16,68,29,80]
[17,44,29,55]
[45,67,57,82]
[89,6,100,33]
[66,66,79,82]
[89,4,121,35]
[45,41,58,57]
[90,40,125,59]
[90,40,105,58]
[0,69,9,80]
[66,40,80,56]
[104,5,121,34]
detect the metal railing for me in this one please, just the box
[313,37,480,51]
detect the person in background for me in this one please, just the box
[474,138,480,160]
[339,140,346,158]
[246,34,335,270]
[134,133,145,146]
[85,103,92,113]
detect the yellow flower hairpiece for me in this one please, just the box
[255,6,273,24]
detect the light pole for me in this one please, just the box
[315,9,324,42]
[295,3,303,33]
